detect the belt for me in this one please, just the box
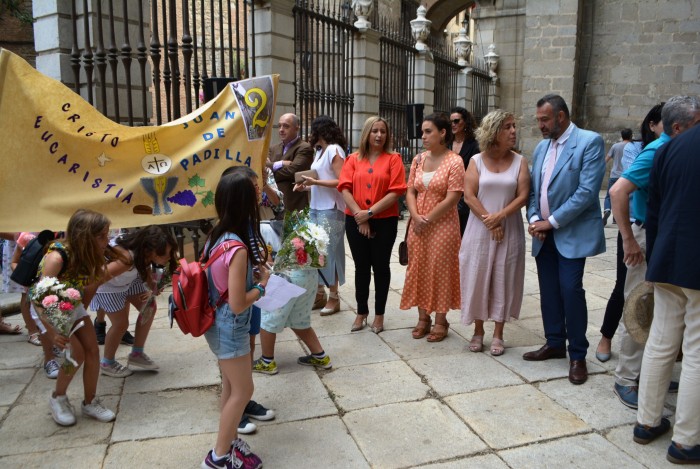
[633,220,645,229]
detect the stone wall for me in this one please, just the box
[0,0,35,67]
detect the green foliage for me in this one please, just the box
[201,190,215,207]
[0,0,34,25]
[188,173,205,188]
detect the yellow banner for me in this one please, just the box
[0,48,277,231]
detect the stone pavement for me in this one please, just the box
[0,202,682,468]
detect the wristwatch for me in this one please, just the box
[367,208,374,218]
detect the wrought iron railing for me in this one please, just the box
[429,34,464,116]
[293,0,355,148]
[470,67,491,124]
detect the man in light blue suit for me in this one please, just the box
[523,94,606,385]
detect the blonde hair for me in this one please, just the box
[475,109,515,150]
[357,116,393,160]
[63,209,111,284]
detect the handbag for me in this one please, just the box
[398,218,410,266]
[398,153,421,266]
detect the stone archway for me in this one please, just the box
[423,0,476,31]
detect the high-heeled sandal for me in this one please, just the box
[412,317,432,339]
[320,292,341,316]
[469,335,484,352]
[490,338,505,356]
[426,320,449,342]
[351,314,368,332]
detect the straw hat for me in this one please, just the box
[623,282,654,344]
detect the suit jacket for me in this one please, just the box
[268,138,314,214]
[645,125,700,290]
[527,124,606,259]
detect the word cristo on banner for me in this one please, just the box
[0,48,278,232]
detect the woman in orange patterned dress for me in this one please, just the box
[400,113,464,342]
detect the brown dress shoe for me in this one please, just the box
[569,360,588,385]
[522,344,567,361]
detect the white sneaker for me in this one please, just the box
[44,360,60,379]
[100,361,133,377]
[81,397,115,422]
[128,352,159,370]
[49,394,76,426]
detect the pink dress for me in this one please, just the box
[400,151,463,314]
[459,153,525,324]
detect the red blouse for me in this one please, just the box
[337,151,407,218]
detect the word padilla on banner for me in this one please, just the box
[0,48,279,232]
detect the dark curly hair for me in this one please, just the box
[450,106,476,140]
[115,226,178,281]
[309,115,347,151]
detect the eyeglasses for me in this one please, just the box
[451,119,462,124]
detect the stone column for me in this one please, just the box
[413,51,435,116]
[457,67,472,111]
[489,77,500,111]
[32,1,74,82]
[253,0,296,132]
[350,29,381,148]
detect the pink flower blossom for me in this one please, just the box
[42,295,59,308]
[291,237,305,250]
[318,255,325,266]
[64,288,81,301]
[59,301,74,312]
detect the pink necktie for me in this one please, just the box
[539,141,558,219]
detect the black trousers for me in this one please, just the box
[345,215,398,316]
[600,231,628,339]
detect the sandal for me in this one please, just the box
[469,335,484,352]
[28,332,41,346]
[490,338,505,356]
[320,293,341,316]
[0,321,22,335]
[426,320,449,343]
[412,316,432,339]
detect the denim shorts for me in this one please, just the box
[204,305,252,360]
[261,270,316,334]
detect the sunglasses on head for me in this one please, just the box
[451,119,462,124]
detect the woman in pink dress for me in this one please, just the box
[400,113,464,342]
[458,110,530,356]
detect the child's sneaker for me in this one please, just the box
[100,360,133,377]
[201,448,243,469]
[44,359,59,379]
[81,397,116,422]
[49,394,76,426]
[232,438,263,469]
[244,400,275,421]
[252,357,278,375]
[128,352,159,370]
[237,415,257,434]
[297,354,332,370]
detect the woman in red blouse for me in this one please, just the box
[339,117,407,333]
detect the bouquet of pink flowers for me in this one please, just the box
[274,208,330,272]
[30,277,83,373]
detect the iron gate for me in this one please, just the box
[293,0,355,148]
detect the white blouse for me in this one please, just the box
[310,143,346,211]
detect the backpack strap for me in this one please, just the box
[202,240,246,307]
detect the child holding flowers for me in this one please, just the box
[91,225,177,378]
[30,209,116,426]
[201,170,269,469]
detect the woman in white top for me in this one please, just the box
[294,115,347,315]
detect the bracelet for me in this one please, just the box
[252,283,266,298]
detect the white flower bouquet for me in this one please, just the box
[274,208,330,272]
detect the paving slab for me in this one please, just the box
[18,365,124,404]
[422,454,510,469]
[249,369,337,424]
[104,433,212,469]
[0,368,36,406]
[408,352,523,396]
[246,416,368,468]
[111,388,219,442]
[343,399,487,468]
[122,346,219,394]
[320,331,401,368]
[379,327,468,361]
[499,433,643,469]
[321,359,429,411]
[492,346,606,383]
[450,320,545,349]
[0,341,43,369]
[445,384,590,450]
[0,444,107,468]
[251,337,307,374]
[0,397,117,456]
[538,374,638,430]
[605,424,677,469]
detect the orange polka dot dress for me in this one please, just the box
[400,151,463,314]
